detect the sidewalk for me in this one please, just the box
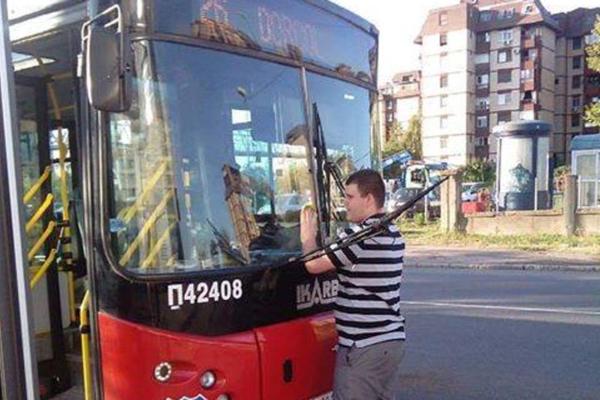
[404,245,600,272]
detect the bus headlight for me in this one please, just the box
[216,395,230,400]
[200,370,216,389]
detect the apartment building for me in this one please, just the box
[379,71,421,143]
[411,0,600,166]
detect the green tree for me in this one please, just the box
[382,122,403,158]
[402,115,423,160]
[463,159,495,186]
[585,16,600,127]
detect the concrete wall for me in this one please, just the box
[464,209,600,236]
[465,210,563,235]
[441,175,600,236]
[577,210,600,235]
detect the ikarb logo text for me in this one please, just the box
[296,278,338,310]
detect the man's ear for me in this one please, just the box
[365,193,376,207]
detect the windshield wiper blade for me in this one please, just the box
[312,103,332,232]
[313,103,346,224]
[289,176,449,265]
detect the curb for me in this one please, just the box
[404,263,600,272]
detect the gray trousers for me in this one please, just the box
[333,340,405,400]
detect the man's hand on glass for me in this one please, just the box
[300,205,318,250]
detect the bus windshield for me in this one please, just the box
[107,40,314,273]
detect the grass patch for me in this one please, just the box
[397,218,600,256]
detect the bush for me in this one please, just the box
[414,212,426,226]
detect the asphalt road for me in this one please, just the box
[397,267,600,400]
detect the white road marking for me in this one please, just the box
[403,301,600,317]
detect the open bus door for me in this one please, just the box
[2,0,88,397]
[0,1,39,397]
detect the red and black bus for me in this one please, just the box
[81,0,379,398]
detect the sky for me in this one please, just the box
[330,0,600,85]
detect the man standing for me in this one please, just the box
[300,169,406,400]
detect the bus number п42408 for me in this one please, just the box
[167,280,243,310]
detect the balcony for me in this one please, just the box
[476,41,490,54]
[521,79,535,92]
[521,101,540,112]
[476,104,490,113]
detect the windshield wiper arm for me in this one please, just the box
[289,176,449,265]
[206,219,249,265]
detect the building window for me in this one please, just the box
[498,49,512,63]
[479,11,492,22]
[440,33,448,46]
[386,100,393,110]
[440,74,448,88]
[477,32,491,43]
[573,56,582,70]
[499,8,515,20]
[523,48,537,61]
[476,97,490,111]
[572,96,581,111]
[387,113,393,122]
[440,116,449,129]
[498,69,512,83]
[522,90,536,103]
[475,53,490,64]
[477,116,488,128]
[439,11,448,26]
[476,137,488,147]
[572,114,581,128]
[440,136,448,148]
[523,4,536,14]
[440,95,448,108]
[402,75,411,83]
[499,29,513,45]
[498,111,512,124]
[521,69,533,81]
[476,74,489,88]
[572,75,582,89]
[573,37,582,50]
[498,91,512,106]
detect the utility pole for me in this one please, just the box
[0,0,40,397]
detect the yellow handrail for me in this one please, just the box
[141,221,177,269]
[23,166,51,204]
[80,290,93,400]
[119,190,175,266]
[118,159,169,223]
[30,249,57,288]
[56,125,77,322]
[26,193,54,233]
[27,221,56,261]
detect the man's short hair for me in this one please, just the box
[345,169,385,208]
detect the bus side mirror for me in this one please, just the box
[86,25,132,112]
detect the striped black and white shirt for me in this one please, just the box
[327,213,405,348]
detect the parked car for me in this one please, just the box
[385,187,424,217]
